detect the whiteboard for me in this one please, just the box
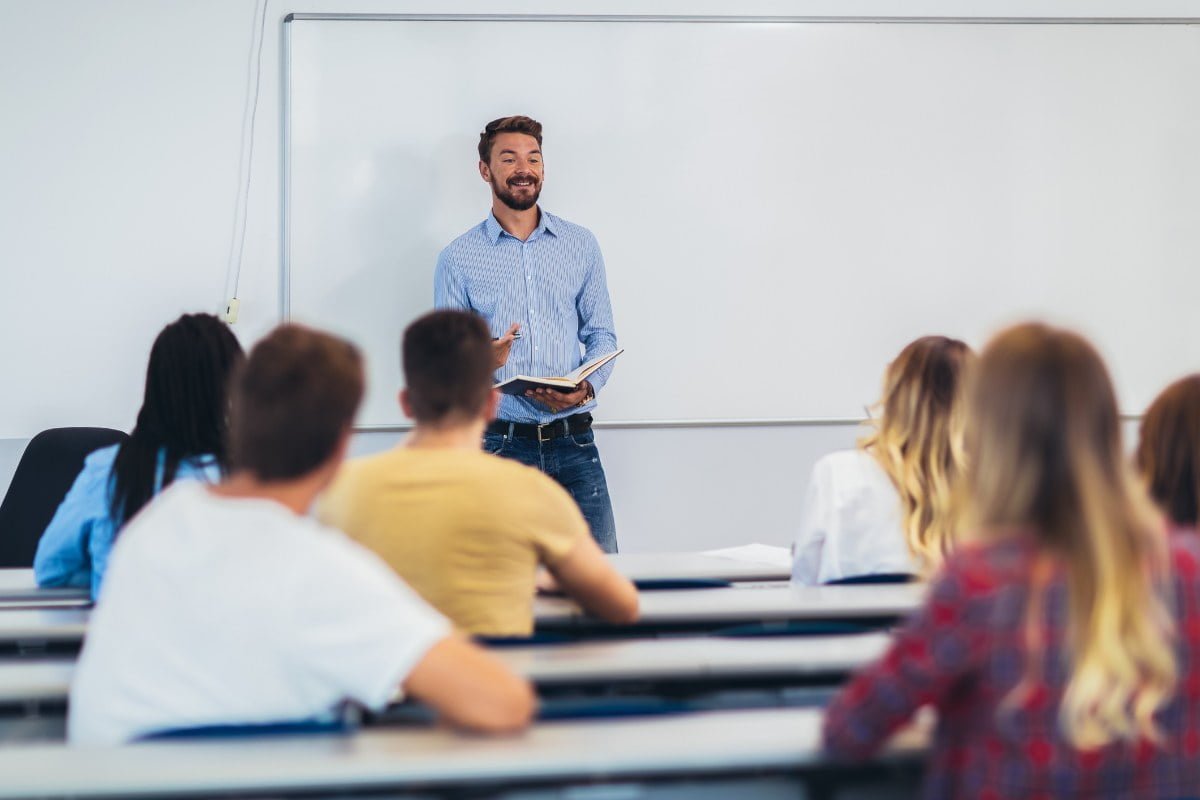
[285,17,1200,427]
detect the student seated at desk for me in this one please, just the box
[791,336,972,585]
[69,325,534,745]
[319,310,638,637]
[35,313,243,600]
[1136,373,1200,537]
[824,323,1200,798]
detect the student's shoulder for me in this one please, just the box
[111,482,203,550]
[326,450,400,494]
[933,537,1033,601]
[57,444,122,503]
[79,443,120,477]
[288,514,430,602]
[812,449,891,492]
[814,448,875,474]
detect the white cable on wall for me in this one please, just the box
[221,0,269,324]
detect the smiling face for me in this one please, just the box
[479,132,543,212]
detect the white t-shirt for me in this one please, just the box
[69,482,450,745]
[790,449,916,585]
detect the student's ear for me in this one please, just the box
[399,389,415,420]
[484,389,500,423]
[479,160,491,183]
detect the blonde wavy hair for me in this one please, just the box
[860,336,973,573]
[963,323,1174,749]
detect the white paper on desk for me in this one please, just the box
[701,543,793,569]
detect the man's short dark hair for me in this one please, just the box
[228,324,364,481]
[403,310,493,424]
[478,115,543,163]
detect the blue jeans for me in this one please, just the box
[482,428,618,553]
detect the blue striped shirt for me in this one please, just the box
[434,210,618,424]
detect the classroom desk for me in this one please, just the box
[535,583,924,635]
[0,571,89,610]
[608,552,791,583]
[0,707,927,799]
[0,634,890,716]
[0,586,917,649]
[0,659,74,705]
[496,633,889,685]
[0,608,89,655]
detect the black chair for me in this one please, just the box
[0,427,128,567]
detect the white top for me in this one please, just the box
[791,449,916,586]
[69,482,450,745]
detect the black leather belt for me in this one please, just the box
[487,413,592,442]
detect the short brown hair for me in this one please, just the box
[1137,374,1200,527]
[478,115,542,163]
[403,310,493,424]
[228,324,364,481]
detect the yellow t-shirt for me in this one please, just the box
[317,447,588,637]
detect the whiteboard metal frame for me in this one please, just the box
[280,13,1194,430]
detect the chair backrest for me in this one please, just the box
[0,428,128,567]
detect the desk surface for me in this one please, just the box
[0,608,89,644]
[536,583,925,629]
[0,584,919,643]
[0,659,74,704]
[0,634,891,707]
[608,552,791,583]
[496,633,889,684]
[0,707,927,799]
[0,570,90,609]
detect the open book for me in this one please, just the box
[495,349,624,396]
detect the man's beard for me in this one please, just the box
[492,177,541,211]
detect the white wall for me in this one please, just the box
[0,0,1188,550]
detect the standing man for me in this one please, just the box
[435,115,620,552]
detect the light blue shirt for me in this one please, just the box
[434,210,618,424]
[33,444,219,601]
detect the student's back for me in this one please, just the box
[827,533,1200,797]
[35,313,242,599]
[70,481,447,745]
[792,449,909,583]
[322,447,586,636]
[320,310,636,637]
[793,336,972,585]
[825,323,1197,798]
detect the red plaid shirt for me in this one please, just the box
[824,533,1200,799]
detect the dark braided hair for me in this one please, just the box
[108,313,243,529]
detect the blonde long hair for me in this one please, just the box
[860,336,973,573]
[963,323,1174,749]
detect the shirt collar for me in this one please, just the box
[484,209,558,244]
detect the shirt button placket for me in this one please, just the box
[520,244,535,357]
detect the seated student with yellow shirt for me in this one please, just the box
[320,310,638,637]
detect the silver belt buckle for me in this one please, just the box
[537,422,553,443]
